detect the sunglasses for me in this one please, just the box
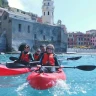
[25,46,29,48]
[37,51,41,52]
[47,48,53,50]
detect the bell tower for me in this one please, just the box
[42,0,54,25]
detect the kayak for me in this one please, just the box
[0,61,39,76]
[67,56,82,60]
[27,68,66,90]
[0,64,30,76]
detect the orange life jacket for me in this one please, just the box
[21,52,30,62]
[42,53,55,66]
[33,53,39,61]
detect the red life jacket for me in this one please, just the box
[33,53,39,61]
[21,52,30,62]
[42,53,55,66]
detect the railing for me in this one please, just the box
[67,48,96,53]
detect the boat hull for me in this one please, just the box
[27,69,66,90]
[0,65,30,76]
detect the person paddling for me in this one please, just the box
[38,44,46,60]
[37,44,59,73]
[33,48,41,61]
[15,45,33,66]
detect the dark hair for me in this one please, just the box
[40,44,46,48]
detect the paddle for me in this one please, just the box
[41,65,96,71]
[10,56,82,62]
[67,56,82,60]
[58,56,82,61]
[9,56,40,68]
[9,57,18,61]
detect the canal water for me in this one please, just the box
[0,53,96,96]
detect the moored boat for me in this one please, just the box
[27,68,66,90]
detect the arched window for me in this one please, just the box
[43,35,46,40]
[28,25,30,33]
[34,34,37,39]
[48,2,49,6]
[48,11,49,15]
[44,12,45,15]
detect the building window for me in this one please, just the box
[48,11,49,15]
[8,19,12,23]
[48,2,49,6]
[18,24,21,32]
[40,30,43,34]
[17,9,19,12]
[52,12,53,16]
[3,15,7,20]
[43,35,46,40]
[34,34,37,39]
[44,12,45,15]
[51,37,54,41]
[28,25,30,33]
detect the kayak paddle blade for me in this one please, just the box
[67,56,82,60]
[76,65,96,71]
[9,57,18,61]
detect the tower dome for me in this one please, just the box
[42,0,54,24]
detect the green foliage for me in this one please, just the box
[0,0,2,7]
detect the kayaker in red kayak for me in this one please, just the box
[37,44,59,73]
[38,44,46,60]
[33,48,41,61]
[15,45,33,66]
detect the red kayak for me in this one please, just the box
[0,65,30,76]
[27,68,66,90]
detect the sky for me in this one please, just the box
[8,0,96,33]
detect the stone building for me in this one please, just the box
[0,8,67,52]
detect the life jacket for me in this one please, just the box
[33,53,39,61]
[42,53,55,66]
[20,52,30,62]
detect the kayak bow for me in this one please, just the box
[0,64,30,76]
[27,68,66,90]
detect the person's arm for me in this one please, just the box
[38,54,44,65]
[54,56,60,66]
[38,53,44,61]
[29,54,34,61]
[18,53,22,61]
[14,53,22,63]
[33,53,35,60]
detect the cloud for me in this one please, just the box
[8,0,43,16]
[8,0,24,10]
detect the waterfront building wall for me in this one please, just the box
[0,8,67,52]
[68,32,92,48]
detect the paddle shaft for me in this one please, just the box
[9,57,96,71]
[41,65,96,71]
